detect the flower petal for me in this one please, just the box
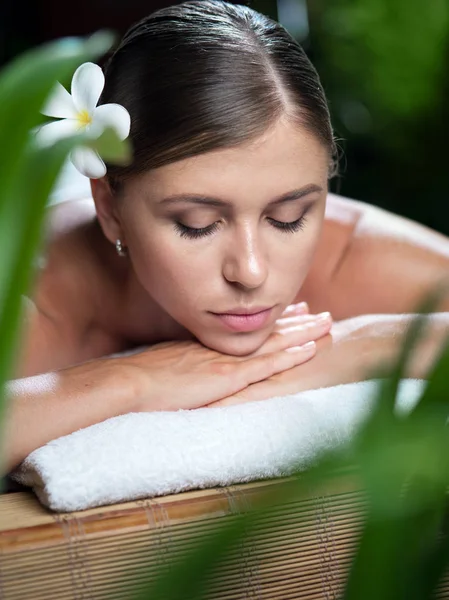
[41,81,78,118]
[70,146,106,179]
[71,62,105,113]
[91,103,131,140]
[34,119,80,147]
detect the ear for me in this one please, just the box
[90,178,126,245]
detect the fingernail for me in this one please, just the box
[286,341,316,353]
[315,311,331,324]
[283,301,308,314]
[293,301,309,313]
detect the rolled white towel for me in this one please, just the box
[11,378,425,512]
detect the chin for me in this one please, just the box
[198,330,269,357]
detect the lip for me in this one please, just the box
[210,307,274,332]
[214,306,273,316]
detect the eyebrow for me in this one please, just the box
[158,183,323,208]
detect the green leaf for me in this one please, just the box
[0,31,114,201]
[0,34,117,474]
[352,283,449,457]
[341,283,449,600]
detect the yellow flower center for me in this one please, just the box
[77,110,92,127]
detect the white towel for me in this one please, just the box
[11,378,425,512]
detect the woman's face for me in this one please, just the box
[117,119,329,355]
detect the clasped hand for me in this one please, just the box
[119,306,414,412]
[116,303,412,412]
[118,302,336,412]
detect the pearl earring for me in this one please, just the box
[115,239,128,257]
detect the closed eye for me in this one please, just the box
[174,215,308,239]
[267,215,308,233]
[174,221,220,239]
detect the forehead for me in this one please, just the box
[129,119,329,199]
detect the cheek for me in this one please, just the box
[303,223,323,266]
[129,233,211,300]
[274,220,323,282]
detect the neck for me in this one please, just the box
[120,269,193,346]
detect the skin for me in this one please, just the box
[93,117,329,357]
[16,116,449,377]
[6,117,449,473]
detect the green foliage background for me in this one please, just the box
[300,0,449,233]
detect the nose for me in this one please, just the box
[222,225,268,289]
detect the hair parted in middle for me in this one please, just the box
[100,0,337,189]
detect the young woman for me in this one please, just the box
[3,0,449,474]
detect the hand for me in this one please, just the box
[113,302,333,412]
[206,315,401,408]
[252,302,332,355]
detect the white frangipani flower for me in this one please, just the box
[36,62,131,179]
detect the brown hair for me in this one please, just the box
[100,0,337,189]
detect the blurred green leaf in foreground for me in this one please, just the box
[0,33,131,476]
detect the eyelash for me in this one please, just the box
[267,216,307,233]
[174,216,308,240]
[174,222,220,239]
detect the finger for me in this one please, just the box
[275,317,332,350]
[258,313,332,354]
[206,390,250,408]
[273,312,326,331]
[280,301,309,317]
[236,341,317,389]
[207,379,279,408]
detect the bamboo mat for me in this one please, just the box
[0,474,447,599]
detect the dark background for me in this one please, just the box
[1,0,448,234]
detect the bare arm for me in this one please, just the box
[208,312,449,407]
[2,301,332,473]
[2,360,137,473]
[0,300,133,471]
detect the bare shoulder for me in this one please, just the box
[299,193,364,312]
[16,198,121,377]
[301,193,449,319]
[35,198,98,321]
